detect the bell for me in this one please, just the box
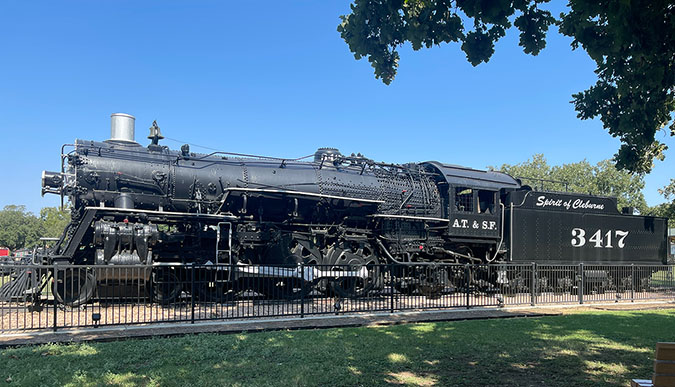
[147,120,164,146]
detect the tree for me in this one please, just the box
[0,205,42,250]
[39,207,70,239]
[0,206,70,250]
[338,0,674,174]
[490,154,648,212]
[648,179,675,226]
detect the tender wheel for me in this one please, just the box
[556,276,574,293]
[53,269,96,307]
[152,269,182,304]
[325,241,382,298]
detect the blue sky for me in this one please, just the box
[0,1,672,214]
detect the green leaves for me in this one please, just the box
[461,30,494,66]
[648,179,675,226]
[39,207,70,240]
[337,1,407,85]
[0,205,42,250]
[514,6,554,55]
[0,206,69,250]
[490,154,648,212]
[339,0,674,173]
[560,0,674,174]
[338,0,555,79]
[405,1,463,50]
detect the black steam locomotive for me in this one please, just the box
[36,114,667,304]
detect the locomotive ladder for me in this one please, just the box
[216,222,232,265]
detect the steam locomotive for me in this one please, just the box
[34,113,667,305]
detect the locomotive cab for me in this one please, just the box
[420,162,520,261]
[449,185,500,238]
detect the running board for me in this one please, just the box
[233,265,369,282]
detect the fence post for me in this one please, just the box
[190,265,195,324]
[300,263,305,318]
[579,263,584,305]
[52,266,57,332]
[630,264,634,303]
[465,264,471,309]
[530,262,536,306]
[390,264,394,313]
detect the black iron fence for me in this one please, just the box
[0,263,673,333]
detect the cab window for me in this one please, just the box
[478,190,496,214]
[454,187,474,212]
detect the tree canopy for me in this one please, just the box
[0,206,69,250]
[649,179,675,226]
[489,154,648,212]
[338,0,674,174]
[39,207,71,240]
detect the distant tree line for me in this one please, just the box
[0,205,70,250]
[490,155,648,212]
[650,180,675,227]
[491,155,674,226]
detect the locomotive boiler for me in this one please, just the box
[34,113,668,305]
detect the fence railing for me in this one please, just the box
[0,263,673,333]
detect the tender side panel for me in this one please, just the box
[507,202,667,264]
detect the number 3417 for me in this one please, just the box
[571,228,629,248]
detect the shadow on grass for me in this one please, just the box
[2,309,674,386]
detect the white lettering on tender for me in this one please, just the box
[572,198,604,210]
[536,195,604,211]
[571,227,628,248]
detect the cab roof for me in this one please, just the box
[422,161,520,191]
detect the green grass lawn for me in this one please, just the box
[650,267,675,287]
[2,309,675,386]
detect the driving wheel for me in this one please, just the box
[325,241,381,298]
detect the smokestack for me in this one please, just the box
[109,113,136,143]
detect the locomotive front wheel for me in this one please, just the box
[152,269,182,304]
[53,269,96,307]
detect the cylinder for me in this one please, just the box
[114,193,135,209]
[110,113,136,143]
